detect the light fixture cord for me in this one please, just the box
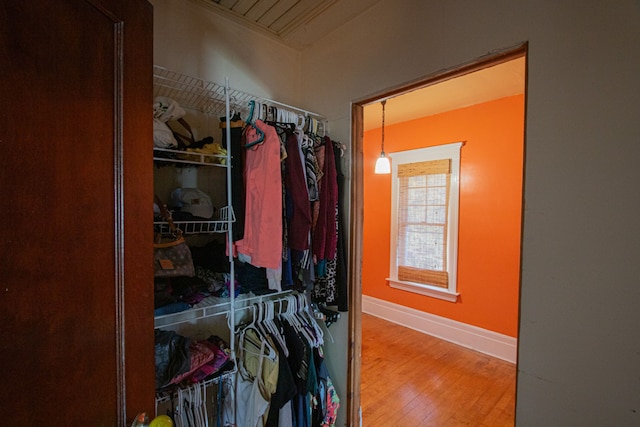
[381,100,386,153]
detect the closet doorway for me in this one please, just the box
[347,45,527,426]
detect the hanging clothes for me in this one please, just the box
[236,327,280,427]
[309,136,338,307]
[235,120,283,269]
[284,131,312,251]
[265,333,297,427]
[333,141,349,312]
[301,135,320,203]
[312,140,348,311]
[312,136,338,263]
[236,337,270,427]
[232,295,336,427]
[311,143,324,232]
[221,118,246,242]
[312,349,340,427]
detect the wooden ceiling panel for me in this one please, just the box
[205,0,338,37]
[229,0,256,15]
[269,0,331,34]
[257,0,306,30]
[214,0,237,8]
[244,0,279,23]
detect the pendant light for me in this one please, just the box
[374,100,391,174]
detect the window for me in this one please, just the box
[388,142,463,302]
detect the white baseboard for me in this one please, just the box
[362,295,517,364]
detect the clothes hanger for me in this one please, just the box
[280,295,297,328]
[264,300,289,357]
[300,133,312,149]
[314,134,327,147]
[289,294,316,346]
[266,120,296,132]
[334,140,346,157]
[296,292,324,347]
[256,302,271,340]
[267,106,299,131]
[296,114,305,131]
[190,385,203,427]
[176,388,185,427]
[198,381,208,427]
[244,100,265,149]
[302,296,324,346]
[240,304,277,360]
[318,120,327,137]
[297,293,320,346]
[184,389,195,427]
[240,326,277,362]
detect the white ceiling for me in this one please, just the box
[363,57,526,131]
[196,0,525,129]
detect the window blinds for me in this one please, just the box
[397,159,451,288]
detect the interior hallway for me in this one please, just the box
[360,313,516,426]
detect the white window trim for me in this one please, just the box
[387,142,463,302]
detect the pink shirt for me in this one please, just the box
[235,120,283,269]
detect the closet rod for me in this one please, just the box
[233,296,289,315]
[155,371,234,405]
[232,92,326,120]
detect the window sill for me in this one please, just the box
[388,278,459,302]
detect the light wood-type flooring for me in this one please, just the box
[360,313,516,426]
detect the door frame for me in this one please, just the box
[346,42,528,426]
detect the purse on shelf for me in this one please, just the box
[154,195,195,278]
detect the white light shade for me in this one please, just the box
[375,153,391,174]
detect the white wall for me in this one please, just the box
[301,0,640,425]
[151,0,302,106]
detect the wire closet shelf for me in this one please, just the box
[153,66,328,236]
[153,65,327,129]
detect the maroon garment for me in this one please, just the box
[313,136,338,261]
[285,132,312,250]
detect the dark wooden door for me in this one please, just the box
[0,1,154,424]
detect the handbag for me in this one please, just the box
[154,195,195,277]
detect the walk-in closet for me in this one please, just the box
[151,66,346,426]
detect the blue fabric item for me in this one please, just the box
[283,247,293,288]
[316,259,327,278]
[295,394,308,427]
[154,301,190,316]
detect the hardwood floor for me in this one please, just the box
[360,313,516,426]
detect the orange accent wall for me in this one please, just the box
[363,95,524,337]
